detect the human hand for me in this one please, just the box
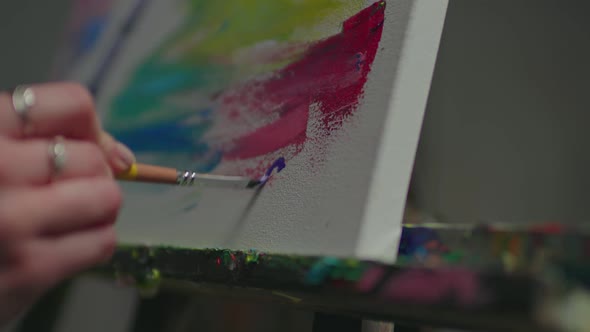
[0,82,135,324]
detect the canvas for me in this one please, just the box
[60,0,448,262]
[51,0,113,80]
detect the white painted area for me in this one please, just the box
[358,0,448,261]
[66,0,446,260]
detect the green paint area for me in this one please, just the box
[112,267,162,298]
[443,251,464,263]
[104,0,365,132]
[168,0,363,58]
[137,268,162,298]
[396,250,466,267]
[245,250,261,264]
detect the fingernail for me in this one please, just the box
[99,132,112,145]
[113,142,136,172]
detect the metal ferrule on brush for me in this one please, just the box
[176,170,260,189]
[177,170,198,186]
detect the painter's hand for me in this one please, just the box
[0,82,135,325]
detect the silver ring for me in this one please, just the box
[48,136,67,177]
[11,85,35,121]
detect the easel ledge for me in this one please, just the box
[87,222,590,332]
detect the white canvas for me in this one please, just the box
[61,0,448,263]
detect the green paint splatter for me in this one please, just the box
[137,268,162,298]
[443,251,464,263]
[163,0,364,59]
[219,250,238,270]
[131,246,156,263]
[245,250,261,264]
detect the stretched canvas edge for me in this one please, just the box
[356,0,449,263]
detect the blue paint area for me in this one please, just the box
[266,157,286,176]
[111,110,224,174]
[76,16,108,56]
[137,72,194,95]
[354,52,365,71]
[195,107,213,119]
[112,120,211,154]
[305,257,341,285]
[121,62,231,97]
[398,227,442,256]
[259,157,286,183]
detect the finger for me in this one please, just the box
[99,132,136,175]
[0,225,115,292]
[0,82,101,140]
[42,225,116,279]
[0,178,122,242]
[0,138,112,186]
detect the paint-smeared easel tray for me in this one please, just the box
[88,222,590,332]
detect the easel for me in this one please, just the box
[14,222,589,332]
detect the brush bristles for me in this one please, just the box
[246,180,262,188]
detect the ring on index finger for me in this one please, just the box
[11,85,35,122]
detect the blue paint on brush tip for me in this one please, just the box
[260,157,286,183]
[248,157,286,188]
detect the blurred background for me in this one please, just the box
[0,0,70,87]
[411,1,590,224]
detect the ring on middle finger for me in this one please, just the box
[48,135,67,179]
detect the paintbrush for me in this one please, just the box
[115,163,262,189]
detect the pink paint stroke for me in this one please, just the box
[357,266,387,292]
[382,268,481,306]
[217,2,386,162]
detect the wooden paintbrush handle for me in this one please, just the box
[134,163,178,184]
[116,163,177,184]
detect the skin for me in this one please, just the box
[0,82,135,325]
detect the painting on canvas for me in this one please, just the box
[56,0,447,262]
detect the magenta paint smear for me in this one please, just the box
[382,268,481,306]
[357,266,387,292]
[216,2,386,172]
